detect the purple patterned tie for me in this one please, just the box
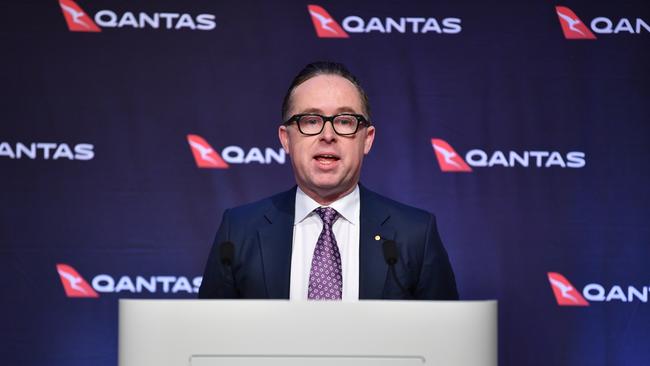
[308,207,342,300]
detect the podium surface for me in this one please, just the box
[119,300,497,366]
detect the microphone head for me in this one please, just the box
[382,240,399,265]
[219,241,235,266]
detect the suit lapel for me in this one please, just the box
[256,185,394,299]
[359,186,395,299]
[258,187,296,299]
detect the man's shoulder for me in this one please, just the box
[360,185,434,221]
[225,186,296,220]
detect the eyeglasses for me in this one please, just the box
[283,113,371,136]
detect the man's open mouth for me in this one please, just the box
[314,154,340,164]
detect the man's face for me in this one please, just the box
[279,74,375,204]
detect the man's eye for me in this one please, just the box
[337,118,354,126]
[303,118,320,125]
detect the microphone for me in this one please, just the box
[382,239,413,299]
[218,241,239,297]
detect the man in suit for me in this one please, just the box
[199,62,457,300]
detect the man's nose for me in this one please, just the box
[320,121,337,141]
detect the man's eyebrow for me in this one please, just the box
[335,107,360,114]
[298,107,361,115]
[298,108,324,114]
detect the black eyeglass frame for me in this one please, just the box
[282,113,372,136]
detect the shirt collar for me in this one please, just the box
[294,185,359,225]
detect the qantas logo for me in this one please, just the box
[547,272,589,306]
[308,5,349,38]
[59,0,101,32]
[555,5,650,39]
[187,134,286,169]
[555,6,596,39]
[58,0,217,32]
[431,138,586,172]
[431,139,472,172]
[548,272,649,305]
[57,264,99,298]
[56,263,202,297]
[187,134,229,169]
[307,4,462,37]
[0,141,94,161]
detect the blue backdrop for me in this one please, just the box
[1,0,649,365]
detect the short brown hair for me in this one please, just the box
[281,61,371,121]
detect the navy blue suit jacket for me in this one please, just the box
[198,185,458,300]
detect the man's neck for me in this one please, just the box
[298,184,358,206]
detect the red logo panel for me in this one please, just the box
[307,5,349,38]
[56,264,99,298]
[547,272,589,306]
[555,6,596,40]
[59,0,101,32]
[431,138,472,172]
[187,134,229,169]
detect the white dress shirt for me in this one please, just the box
[289,185,360,301]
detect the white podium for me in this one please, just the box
[119,300,497,366]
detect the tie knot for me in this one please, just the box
[315,207,339,226]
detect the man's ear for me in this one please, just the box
[279,125,290,154]
[363,126,375,155]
